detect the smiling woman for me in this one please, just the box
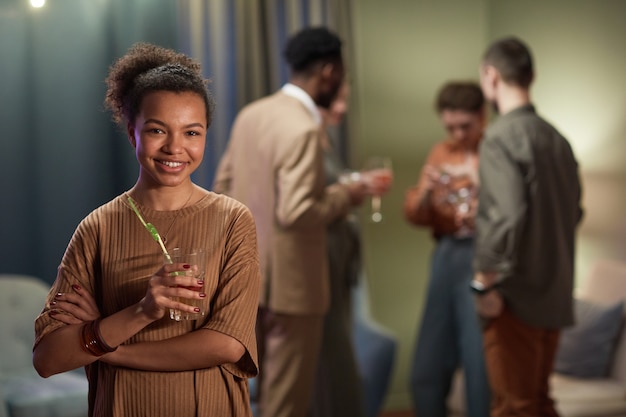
[32,43,261,417]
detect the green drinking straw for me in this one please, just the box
[127,196,173,264]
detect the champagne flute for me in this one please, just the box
[362,156,393,223]
[451,186,472,237]
[445,182,476,237]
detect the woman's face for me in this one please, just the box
[128,90,207,189]
[439,109,485,148]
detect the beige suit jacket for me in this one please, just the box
[213,91,351,315]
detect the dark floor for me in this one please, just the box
[380,410,413,417]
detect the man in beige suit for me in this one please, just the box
[213,27,368,417]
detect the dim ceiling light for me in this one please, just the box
[30,0,45,8]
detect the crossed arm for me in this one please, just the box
[33,265,245,378]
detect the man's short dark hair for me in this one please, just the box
[483,37,534,88]
[435,81,484,114]
[284,27,342,74]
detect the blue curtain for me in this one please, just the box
[0,0,351,284]
[0,0,179,283]
[176,0,351,186]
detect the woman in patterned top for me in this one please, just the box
[404,81,490,417]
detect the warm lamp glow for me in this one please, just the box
[30,0,45,8]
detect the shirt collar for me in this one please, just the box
[502,103,536,118]
[281,83,322,125]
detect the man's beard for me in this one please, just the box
[316,93,334,109]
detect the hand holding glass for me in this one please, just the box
[445,185,476,237]
[166,248,206,321]
[362,157,393,223]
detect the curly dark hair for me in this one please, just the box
[435,81,484,114]
[104,42,214,128]
[283,27,342,74]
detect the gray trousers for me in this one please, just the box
[409,236,491,417]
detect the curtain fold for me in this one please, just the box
[0,0,355,283]
[178,0,356,186]
[0,0,179,283]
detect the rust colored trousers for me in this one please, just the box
[483,308,561,417]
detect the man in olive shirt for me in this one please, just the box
[471,37,583,417]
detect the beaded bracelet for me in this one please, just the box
[80,318,118,357]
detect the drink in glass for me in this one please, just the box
[167,248,206,321]
[363,157,393,223]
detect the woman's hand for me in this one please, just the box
[51,263,206,325]
[51,285,100,324]
[454,197,478,230]
[137,262,206,321]
[422,164,444,191]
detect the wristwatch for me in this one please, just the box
[470,280,499,296]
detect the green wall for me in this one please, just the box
[351,0,626,411]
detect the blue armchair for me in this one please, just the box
[351,274,398,417]
[0,274,89,417]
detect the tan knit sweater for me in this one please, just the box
[35,192,260,417]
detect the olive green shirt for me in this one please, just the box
[474,104,583,328]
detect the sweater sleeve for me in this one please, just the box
[404,146,439,226]
[204,203,261,378]
[403,142,463,236]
